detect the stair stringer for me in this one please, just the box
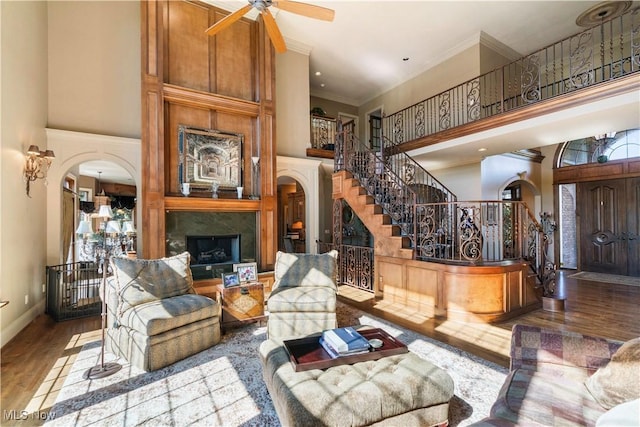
[333,171,413,260]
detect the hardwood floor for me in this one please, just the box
[1,271,638,425]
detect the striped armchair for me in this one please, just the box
[105,252,221,371]
[265,250,339,341]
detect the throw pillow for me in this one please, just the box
[273,250,338,290]
[111,251,195,313]
[596,398,640,426]
[585,337,640,410]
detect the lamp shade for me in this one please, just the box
[122,221,136,234]
[75,220,94,235]
[97,205,113,219]
[105,221,121,234]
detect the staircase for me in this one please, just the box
[336,170,412,259]
[332,124,556,299]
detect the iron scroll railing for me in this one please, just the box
[335,126,419,248]
[317,241,375,293]
[383,8,640,146]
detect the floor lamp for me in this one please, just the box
[79,205,123,379]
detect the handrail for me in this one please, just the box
[382,135,457,203]
[383,7,640,147]
[335,124,418,251]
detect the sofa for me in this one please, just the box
[105,252,221,371]
[473,324,640,426]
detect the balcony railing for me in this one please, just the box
[383,7,640,146]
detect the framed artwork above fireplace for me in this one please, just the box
[178,125,243,192]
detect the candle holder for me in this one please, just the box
[250,156,260,200]
[181,182,190,197]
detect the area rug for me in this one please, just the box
[46,303,507,426]
[569,271,640,287]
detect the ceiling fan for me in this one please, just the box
[205,0,335,53]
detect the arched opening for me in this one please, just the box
[68,160,137,266]
[277,175,306,253]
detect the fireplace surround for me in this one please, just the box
[166,211,257,280]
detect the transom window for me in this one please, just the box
[558,128,640,167]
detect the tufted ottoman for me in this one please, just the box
[259,337,455,427]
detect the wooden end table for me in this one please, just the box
[216,282,267,333]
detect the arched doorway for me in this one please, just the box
[45,129,141,266]
[67,160,137,265]
[277,176,305,253]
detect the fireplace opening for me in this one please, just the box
[186,234,240,266]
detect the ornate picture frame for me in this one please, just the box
[178,125,243,192]
[233,262,258,283]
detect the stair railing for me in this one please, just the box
[414,199,555,292]
[335,123,419,251]
[382,135,457,204]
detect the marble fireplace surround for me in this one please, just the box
[165,211,257,279]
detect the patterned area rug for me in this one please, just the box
[46,303,507,426]
[569,271,640,287]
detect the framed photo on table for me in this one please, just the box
[222,272,240,288]
[233,262,258,283]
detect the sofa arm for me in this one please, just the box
[510,324,623,372]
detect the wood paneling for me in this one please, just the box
[167,1,210,91]
[376,256,540,323]
[554,158,640,185]
[141,0,276,265]
[214,11,253,100]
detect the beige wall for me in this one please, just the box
[358,45,480,132]
[1,0,49,346]
[2,1,141,347]
[47,1,140,139]
[276,50,310,157]
[429,162,483,201]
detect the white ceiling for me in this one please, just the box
[211,1,618,106]
[79,160,134,185]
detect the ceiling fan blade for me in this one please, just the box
[273,1,335,22]
[205,3,254,36]
[262,8,287,53]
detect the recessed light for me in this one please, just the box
[478,148,487,152]
[320,83,325,87]
[315,71,322,76]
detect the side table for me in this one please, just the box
[216,282,267,333]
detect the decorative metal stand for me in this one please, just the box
[83,254,122,379]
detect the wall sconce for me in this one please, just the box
[24,145,55,197]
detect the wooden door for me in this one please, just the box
[578,178,639,276]
[627,177,640,276]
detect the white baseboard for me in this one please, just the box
[1,300,45,348]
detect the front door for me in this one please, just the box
[578,178,640,276]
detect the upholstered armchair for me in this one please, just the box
[105,252,221,371]
[265,250,339,341]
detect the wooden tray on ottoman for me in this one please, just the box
[283,328,408,372]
